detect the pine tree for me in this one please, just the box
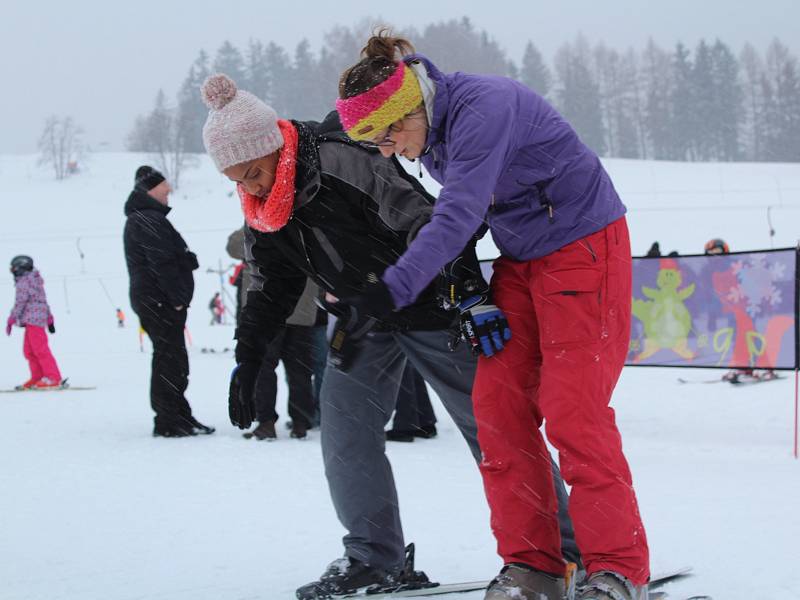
[740,43,765,160]
[690,40,716,160]
[176,50,210,153]
[621,49,648,158]
[766,40,800,161]
[592,43,619,156]
[263,42,292,116]
[417,17,511,76]
[519,41,552,98]
[643,39,673,159]
[246,40,270,102]
[671,43,694,160]
[554,37,606,155]
[213,41,246,85]
[710,40,743,161]
[289,39,323,120]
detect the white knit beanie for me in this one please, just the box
[201,73,284,172]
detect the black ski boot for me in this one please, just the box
[153,422,196,438]
[186,416,215,435]
[295,557,400,599]
[295,544,435,599]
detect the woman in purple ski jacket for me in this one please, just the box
[335,32,649,600]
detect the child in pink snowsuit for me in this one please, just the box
[6,256,62,389]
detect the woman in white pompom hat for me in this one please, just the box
[200,73,580,599]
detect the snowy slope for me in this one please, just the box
[1,153,799,600]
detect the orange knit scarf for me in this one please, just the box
[237,119,298,233]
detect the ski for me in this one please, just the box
[0,386,97,393]
[0,379,96,393]
[338,567,693,599]
[200,347,231,354]
[677,377,725,385]
[651,595,711,600]
[335,580,488,598]
[728,375,785,386]
[678,375,784,385]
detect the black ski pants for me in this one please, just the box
[137,305,193,429]
[255,324,315,428]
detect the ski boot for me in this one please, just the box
[186,416,215,435]
[577,571,648,600]
[484,564,566,600]
[244,420,277,441]
[33,377,63,390]
[296,544,434,599]
[290,423,308,439]
[295,556,400,599]
[14,378,38,391]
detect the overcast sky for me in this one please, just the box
[2,0,797,154]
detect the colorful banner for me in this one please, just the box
[629,249,797,368]
[479,248,799,369]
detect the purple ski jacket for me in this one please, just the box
[382,54,626,308]
[9,270,52,328]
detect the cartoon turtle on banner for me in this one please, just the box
[632,258,696,362]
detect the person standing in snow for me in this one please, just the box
[335,31,649,600]
[385,363,437,442]
[6,255,63,389]
[123,166,214,438]
[199,73,580,599]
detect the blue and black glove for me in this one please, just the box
[457,296,511,357]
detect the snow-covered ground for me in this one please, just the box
[1,153,798,600]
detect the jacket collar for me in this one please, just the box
[404,54,448,149]
[124,189,171,217]
[291,119,322,210]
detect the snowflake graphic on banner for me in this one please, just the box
[735,255,782,317]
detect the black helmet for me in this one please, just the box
[704,238,729,255]
[10,255,34,277]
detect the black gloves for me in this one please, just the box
[337,277,395,321]
[228,362,258,429]
[316,293,381,372]
[48,322,56,334]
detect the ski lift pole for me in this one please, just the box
[76,237,85,274]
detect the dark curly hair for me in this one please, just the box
[338,28,415,99]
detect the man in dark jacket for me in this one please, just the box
[123,165,214,437]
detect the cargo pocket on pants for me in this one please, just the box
[539,268,603,346]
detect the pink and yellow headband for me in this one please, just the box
[336,62,423,141]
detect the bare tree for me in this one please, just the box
[127,90,197,188]
[37,116,84,180]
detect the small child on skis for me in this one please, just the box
[6,255,63,389]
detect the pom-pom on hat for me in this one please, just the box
[336,61,423,141]
[201,73,284,172]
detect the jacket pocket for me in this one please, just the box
[539,268,603,346]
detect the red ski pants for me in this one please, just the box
[23,325,62,383]
[473,217,649,584]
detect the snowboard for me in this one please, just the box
[340,566,694,599]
